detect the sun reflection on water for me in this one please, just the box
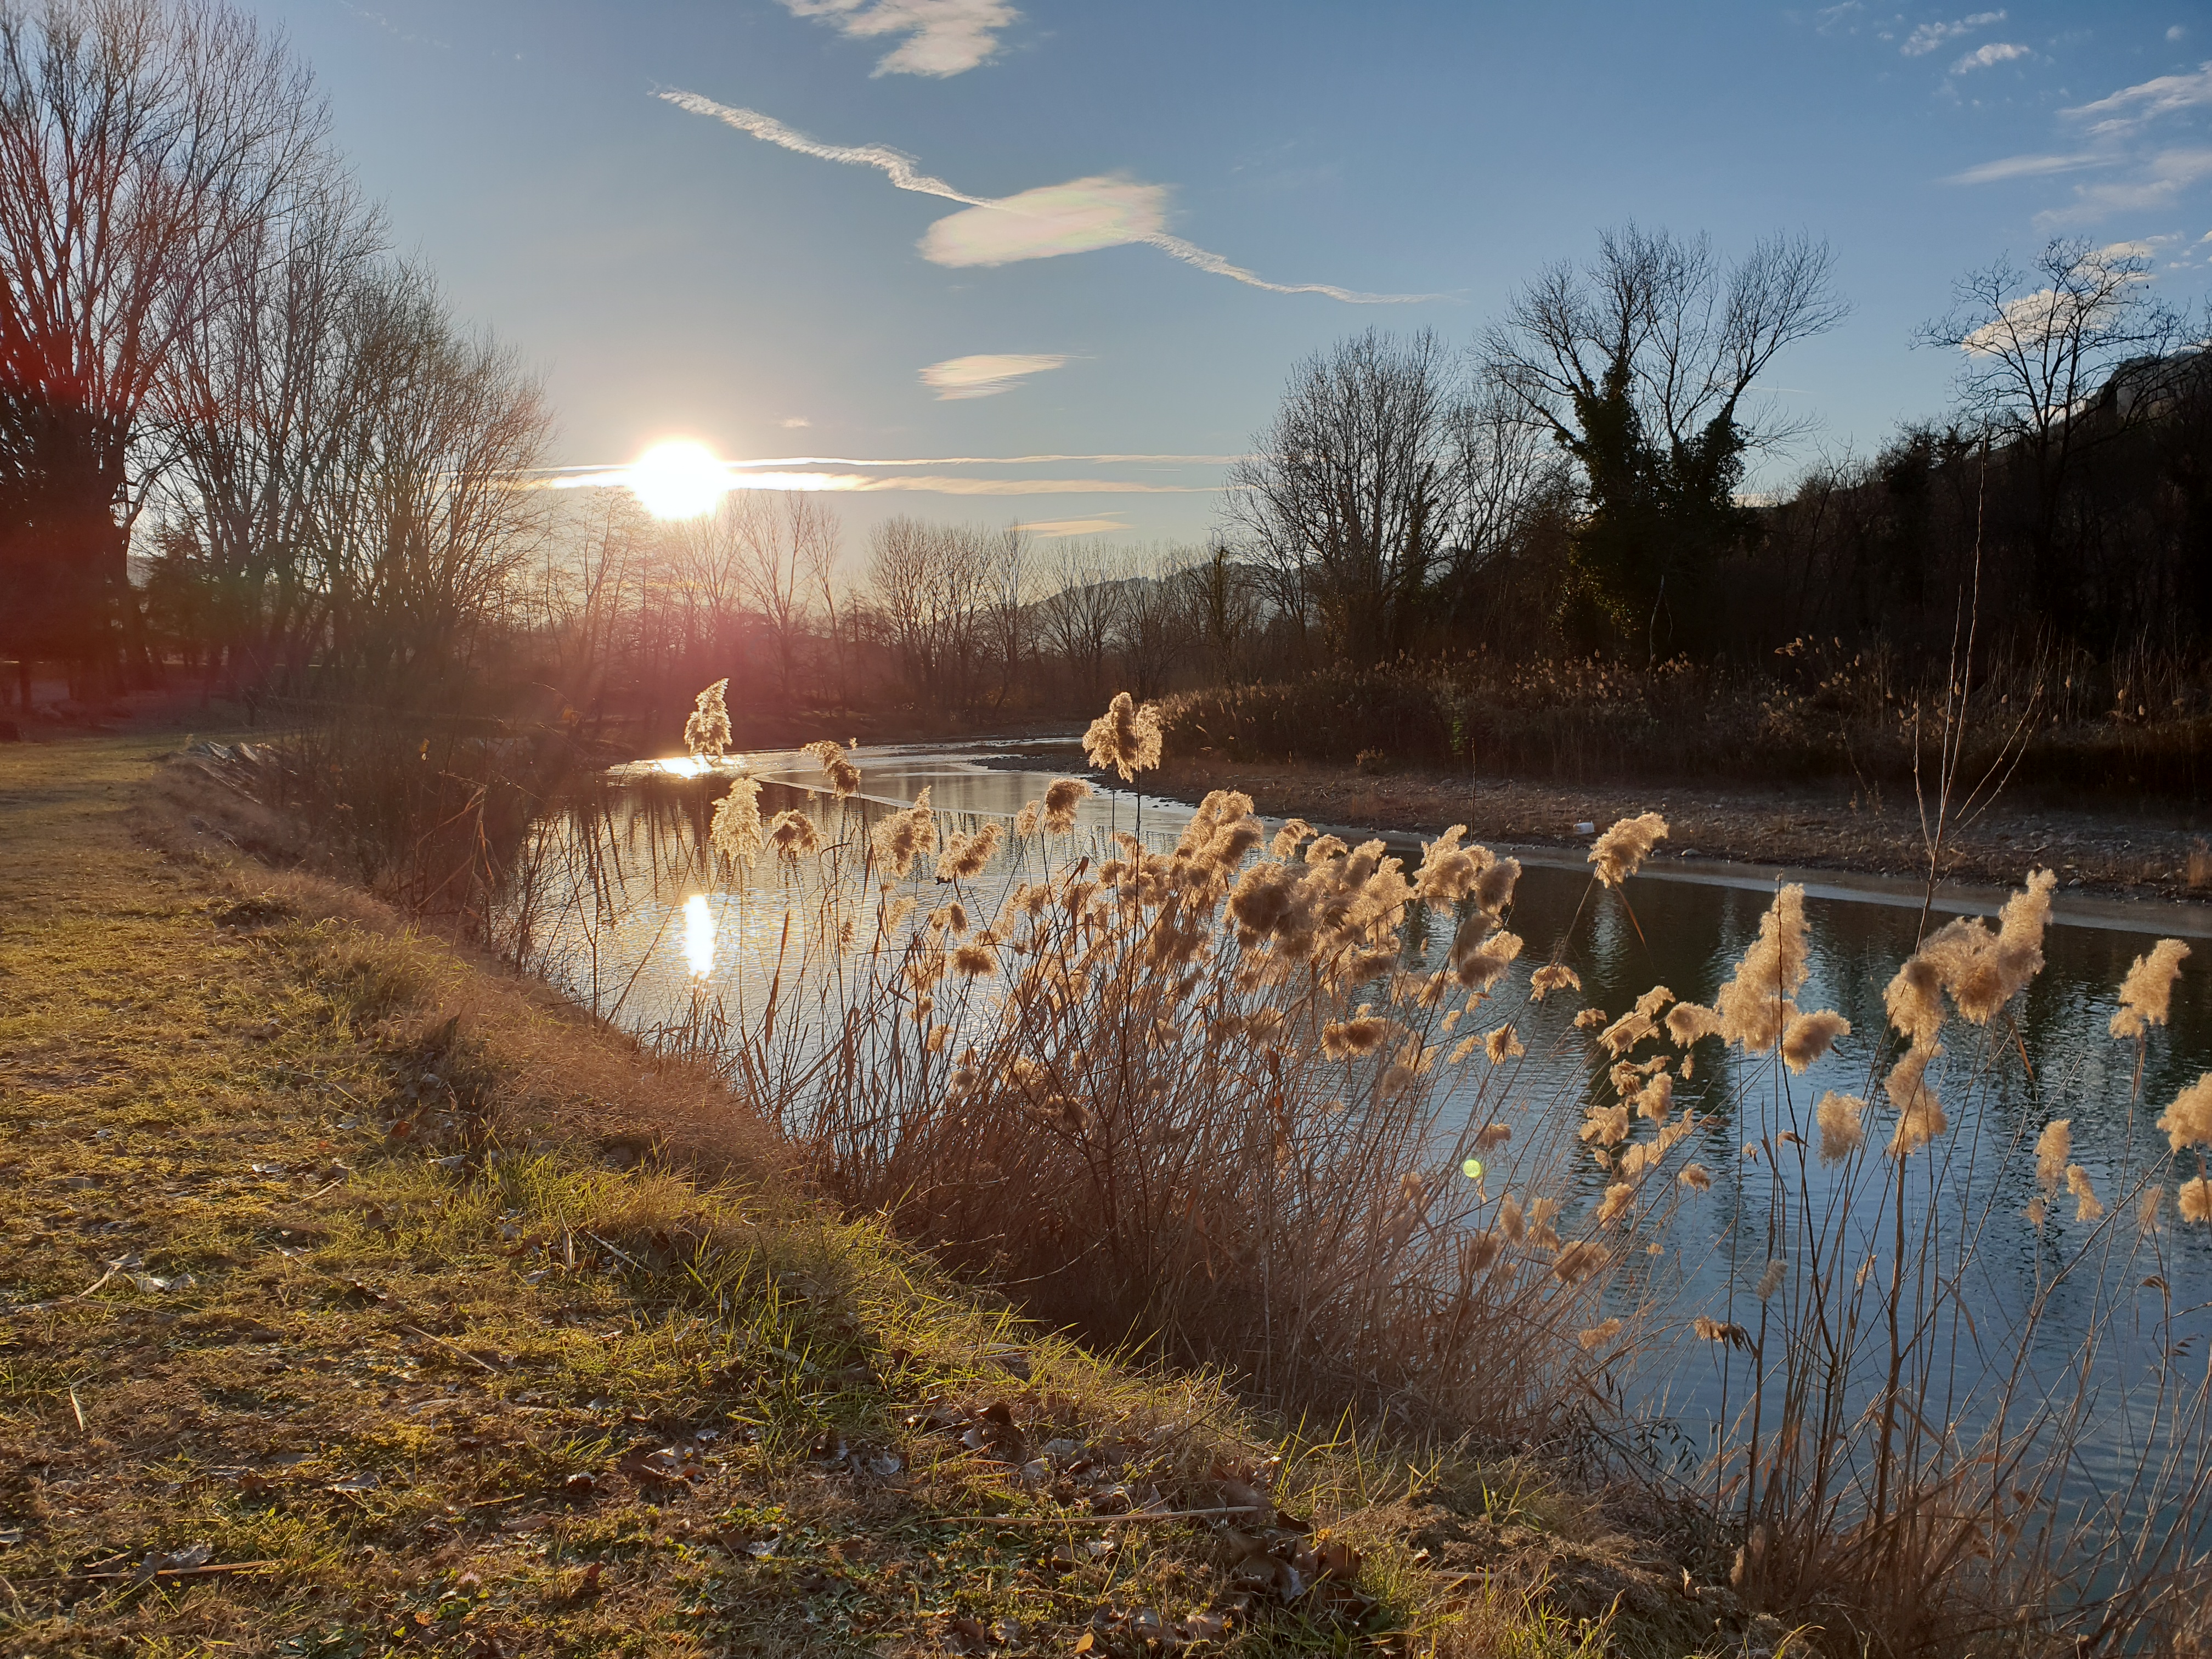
[682,894,715,978]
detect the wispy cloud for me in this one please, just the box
[1023,516,1128,537]
[538,469,1220,496]
[2036,146,2212,225]
[1814,1,1866,37]
[528,452,1242,500]
[726,452,1248,466]
[856,476,1216,495]
[777,0,1016,78]
[1951,56,2212,225]
[1951,40,2029,74]
[658,90,1441,303]
[920,353,1070,399]
[779,416,811,428]
[1944,151,2111,184]
[2064,60,2212,136]
[1901,10,2005,57]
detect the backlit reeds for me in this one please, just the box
[490,685,2212,1654]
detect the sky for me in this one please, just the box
[253,0,2212,556]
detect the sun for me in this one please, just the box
[628,439,730,520]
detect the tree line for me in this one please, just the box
[7,0,2208,733]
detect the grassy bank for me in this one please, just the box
[0,730,1757,1658]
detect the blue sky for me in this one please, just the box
[256,0,2212,552]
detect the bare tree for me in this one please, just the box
[1920,238,2185,614]
[1445,373,1572,600]
[735,491,837,708]
[310,263,551,690]
[1116,544,1193,700]
[522,492,653,726]
[803,515,850,710]
[1485,225,1845,650]
[1033,539,1129,707]
[1226,328,1460,664]
[663,495,747,684]
[1172,538,1263,686]
[148,160,384,692]
[866,516,992,711]
[0,0,329,689]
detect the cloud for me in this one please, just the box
[1944,151,2111,184]
[777,0,1016,78]
[851,476,1219,495]
[2035,146,2212,224]
[1951,41,2029,73]
[2172,26,2188,44]
[1959,254,2150,353]
[920,352,1070,399]
[1022,516,1128,537]
[730,450,1247,466]
[540,469,1217,496]
[526,453,1242,499]
[780,416,812,428]
[659,90,1441,303]
[2064,60,2212,135]
[921,179,1165,266]
[1902,10,2005,56]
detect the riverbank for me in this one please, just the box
[1094,751,2206,909]
[0,726,1765,1658]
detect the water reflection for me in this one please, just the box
[509,742,2212,1519]
[682,894,714,978]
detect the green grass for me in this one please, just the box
[0,729,1753,1658]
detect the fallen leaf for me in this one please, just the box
[1316,1538,1363,1581]
[328,1471,380,1493]
[616,1446,691,1487]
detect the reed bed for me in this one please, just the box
[291,684,2212,1654]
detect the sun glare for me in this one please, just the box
[629,440,730,520]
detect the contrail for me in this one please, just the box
[658,92,988,206]
[528,453,1245,476]
[522,466,1226,495]
[658,89,1442,304]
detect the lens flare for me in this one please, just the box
[629,440,730,520]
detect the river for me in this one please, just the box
[509,739,2212,1532]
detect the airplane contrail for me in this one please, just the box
[531,453,1246,476]
[658,89,1443,304]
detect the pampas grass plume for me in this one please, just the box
[1589,812,1667,887]
[2156,1074,2212,1153]
[684,678,732,759]
[2112,938,2191,1039]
